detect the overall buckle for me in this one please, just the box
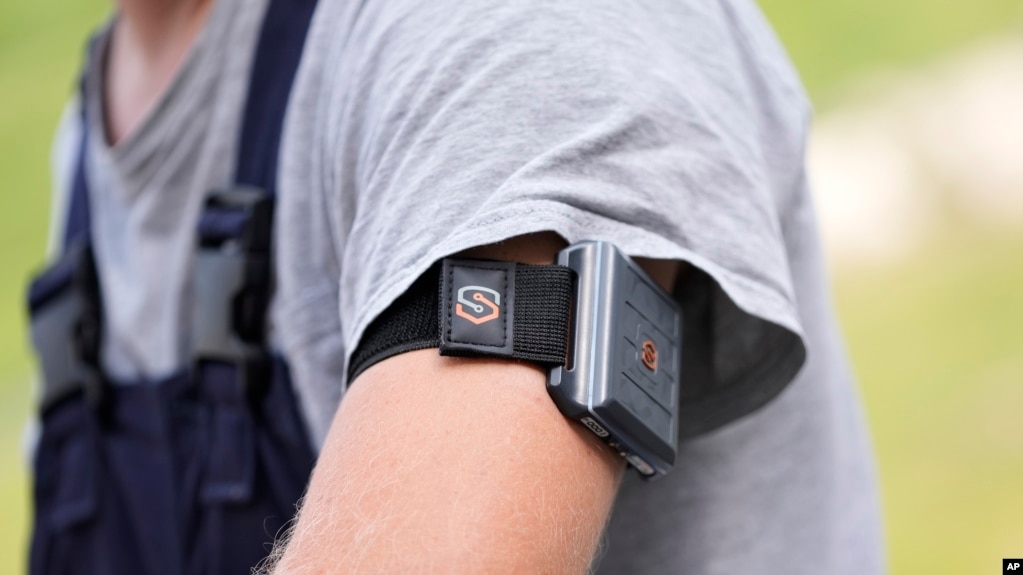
[191,186,274,398]
[28,240,106,414]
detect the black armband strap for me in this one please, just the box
[350,241,684,479]
[347,259,575,382]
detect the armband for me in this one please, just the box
[349,240,681,477]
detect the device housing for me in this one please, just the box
[547,241,682,477]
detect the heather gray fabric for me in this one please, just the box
[277,0,884,572]
[50,0,885,571]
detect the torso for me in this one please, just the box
[51,0,884,571]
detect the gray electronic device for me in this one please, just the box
[547,241,682,477]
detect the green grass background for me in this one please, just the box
[1,1,1021,573]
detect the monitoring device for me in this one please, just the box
[547,241,682,477]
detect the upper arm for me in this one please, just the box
[269,234,679,574]
[269,0,809,568]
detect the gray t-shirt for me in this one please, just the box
[54,0,267,382]
[52,0,885,572]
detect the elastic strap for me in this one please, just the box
[348,260,576,382]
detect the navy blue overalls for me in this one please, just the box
[26,0,318,573]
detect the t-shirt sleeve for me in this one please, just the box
[327,0,809,436]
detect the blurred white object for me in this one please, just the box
[809,37,1023,267]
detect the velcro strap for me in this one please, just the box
[347,259,575,382]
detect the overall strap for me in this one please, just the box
[63,120,91,251]
[189,1,321,558]
[233,0,318,193]
[192,0,319,391]
[62,55,95,252]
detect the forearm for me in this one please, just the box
[270,351,624,574]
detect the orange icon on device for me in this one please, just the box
[641,340,658,371]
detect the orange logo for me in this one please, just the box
[455,285,501,325]
[641,340,658,371]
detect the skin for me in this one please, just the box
[105,3,682,571]
[105,0,213,144]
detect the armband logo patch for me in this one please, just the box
[455,285,501,325]
[439,259,516,357]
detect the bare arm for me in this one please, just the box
[269,234,679,574]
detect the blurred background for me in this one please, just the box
[0,0,1020,573]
